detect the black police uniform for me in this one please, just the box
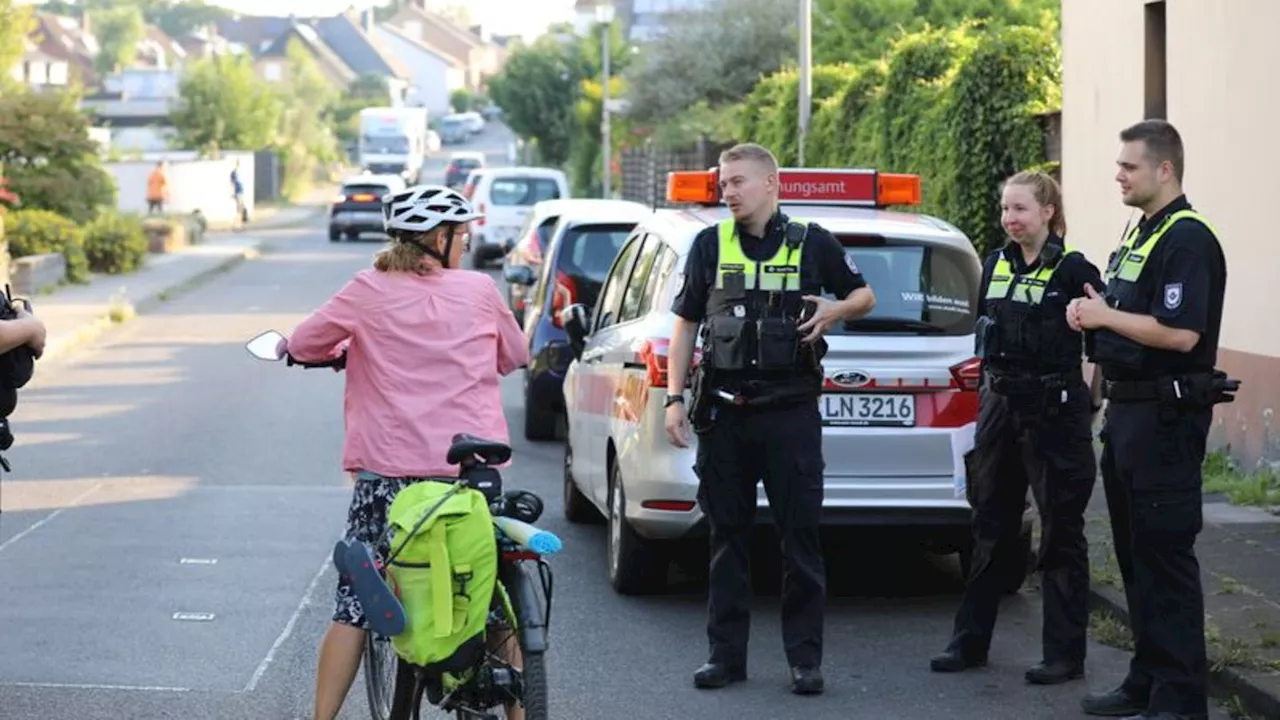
[930,233,1103,682]
[671,210,866,693]
[1083,195,1230,720]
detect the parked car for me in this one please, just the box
[504,202,655,441]
[557,167,1036,595]
[503,199,653,325]
[439,115,470,145]
[445,151,486,189]
[467,167,570,268]
[328,173,406,242]
[459,111,486,134]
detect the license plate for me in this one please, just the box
[341,212,382,223]
[819,393,915,427]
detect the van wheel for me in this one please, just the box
[607,463,667,595]
[523,381,557,441]
[329,228,341,242]
[563,442,598,524]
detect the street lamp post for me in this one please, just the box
[798,0,812,167]
[597,2,615,198]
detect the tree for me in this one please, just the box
[170,54,281,156]
[0,92,116,223]
[275,39,340,198]
[41,0,233,38]
[450,89,471,113]
[622,0,798,128]
[0,0,35,90]
[488,36,584,167]
[93,5,146,76]
[813,0,1060,65]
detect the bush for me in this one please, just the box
[734,20,1061,256]
[0,91,117,223]
[4,208,88,283]
[83,211,148,274]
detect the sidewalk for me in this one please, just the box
[32,195,327,362]
[1085,450,1280,720]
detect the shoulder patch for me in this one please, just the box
[1164,282,1183,310]
[844,254,859,273]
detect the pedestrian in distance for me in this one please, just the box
[1071,119,1235,720]
[662,142,877,696]
[930,170,1105,684]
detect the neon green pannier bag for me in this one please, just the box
[385,480,498,669]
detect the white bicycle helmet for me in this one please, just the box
[382,184,483,234]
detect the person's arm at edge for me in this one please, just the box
[492,278,530,375]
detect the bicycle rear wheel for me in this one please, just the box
[364,633,416,720]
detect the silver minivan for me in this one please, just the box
[558,169,1035,595]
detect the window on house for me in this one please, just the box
[48,61,68,85]
[1144,1,1167,119]
[263,61,282,82]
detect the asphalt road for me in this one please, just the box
[0,125,1226,720]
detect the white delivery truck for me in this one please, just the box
[357,107,429,185]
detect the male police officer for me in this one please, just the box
[1070,119,1232,720]
[663,143,876,695]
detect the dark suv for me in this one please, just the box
[328,175,404,242]
[445,153,485,189]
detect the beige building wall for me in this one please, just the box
[1062,0,1280,465]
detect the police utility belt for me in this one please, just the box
[1102,370,1240,408]
[984,367,1081,397]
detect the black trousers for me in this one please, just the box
[694,400,825,669]
[1101,401,1210,717]
[947,382,1096,662]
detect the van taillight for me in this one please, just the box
[475,202,485,226]
[949,357,982,392]
[551,271,576,328]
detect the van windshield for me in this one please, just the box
[489,177,562,206]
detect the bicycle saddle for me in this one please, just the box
[447,433,512,466]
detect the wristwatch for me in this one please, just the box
[664,394,685,408]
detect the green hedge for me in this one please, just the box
[5,208,89,283]
[84,211,149,275]
[732,21,1061,256]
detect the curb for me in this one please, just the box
[39,240,265,363]
[1088,585,1280,719]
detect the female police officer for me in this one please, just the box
[929,170,1105,685]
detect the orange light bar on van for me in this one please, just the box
[666,170,719,205]
[665,168,922,207]
[349,193,377,202]
[876,173,922,206]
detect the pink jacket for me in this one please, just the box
[287,268,529,478]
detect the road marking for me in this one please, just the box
[179,558,218,565]
[0,481,104,555]
[0,681,191,692]
[172,612,216,621]
[243,549,333,693]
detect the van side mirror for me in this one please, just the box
[560,304,589,359]
[503,264,536,286]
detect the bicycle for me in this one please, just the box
[245,330,555,720]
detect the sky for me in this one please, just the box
[205,0,578,41]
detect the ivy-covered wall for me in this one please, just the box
[731,20,1061,257]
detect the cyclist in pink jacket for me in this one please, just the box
[285,185,529,720]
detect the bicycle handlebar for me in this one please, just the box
[285,351,347,371]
